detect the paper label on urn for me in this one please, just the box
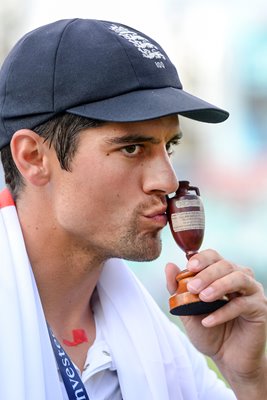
[175,199,201,209]
[171,211,205,232]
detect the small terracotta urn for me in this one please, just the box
[167,181,228,315]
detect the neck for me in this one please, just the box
[17,196,105,332]
[22,221,104,371]
[16,191,107,371]
[35,258,102,327]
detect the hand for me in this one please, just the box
[165,249,267,398]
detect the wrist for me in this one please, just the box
[219,357,267,400]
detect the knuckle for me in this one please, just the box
[200,248,222,264]
[242,266,255,278]
[255,280,265,296]
[254,279,262,289]
[234,269,253,287]
[222,260,236,274]
[205,248,221,259]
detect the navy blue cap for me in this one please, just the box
[0,18,229,149]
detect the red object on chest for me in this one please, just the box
[63,329,89,346]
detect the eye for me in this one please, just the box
[166,138,180,156]
[121,144,142,156]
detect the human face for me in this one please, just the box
[51,115,180,262]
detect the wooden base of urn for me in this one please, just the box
[169,269,228,316]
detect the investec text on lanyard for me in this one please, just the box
[47,325,90,400]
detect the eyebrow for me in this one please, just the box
[104,131,183,145]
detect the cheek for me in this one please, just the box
[89,165,137,197]
[59,156,141,213]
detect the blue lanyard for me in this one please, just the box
[47,325,90,400]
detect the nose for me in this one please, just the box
[142,152,179,195]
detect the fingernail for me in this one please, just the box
[187,278,202,293]
[202,314,215,327]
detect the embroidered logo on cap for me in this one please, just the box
[109,24,166,68]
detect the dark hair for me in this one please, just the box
[0,113,105,200]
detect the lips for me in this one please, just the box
[145,208,167,218]
[144,207,168,226]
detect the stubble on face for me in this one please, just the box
[100,201,164,262]
[117,228,162,262]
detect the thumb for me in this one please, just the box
[165,262,181,295]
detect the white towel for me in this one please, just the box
[97,260,193,400]
[0,188,235,400]
[0,188,63,399]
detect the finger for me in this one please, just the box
[198,270,258,303]
[201,290,266,327]
[165,262,181,294]
[186,249,223,273]
[187,261,254,295]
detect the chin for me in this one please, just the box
[123,242,162,262]
[111,230,162,262]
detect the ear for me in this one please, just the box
[10,129,51,186]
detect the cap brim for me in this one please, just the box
[67,87,229,124]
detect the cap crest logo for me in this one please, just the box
[109,24,166,62]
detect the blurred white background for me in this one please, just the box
[1,0,267,317]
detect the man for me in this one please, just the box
[0,18,266,400]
